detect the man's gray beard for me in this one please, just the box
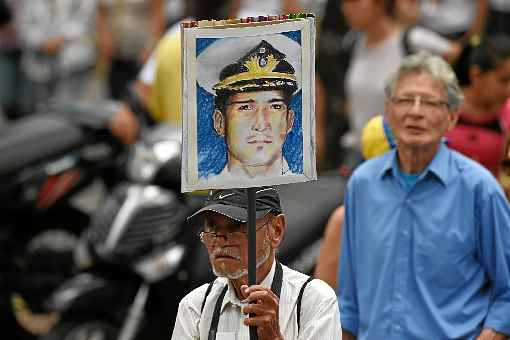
[212,236,272,280]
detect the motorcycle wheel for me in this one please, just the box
[40,319,118,340]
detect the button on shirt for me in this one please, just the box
[172,261,341,339]
[338,144,510,339]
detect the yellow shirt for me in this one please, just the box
[149,30,182,123]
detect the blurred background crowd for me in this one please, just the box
[2,0,510,195]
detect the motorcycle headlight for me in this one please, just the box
[153,140,180,164]
[134,244,185,282]
[127,140,181,183]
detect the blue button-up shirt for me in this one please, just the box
[338,143,510,339]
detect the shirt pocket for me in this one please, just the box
[415,226,476,290]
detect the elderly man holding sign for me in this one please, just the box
[178,16,340,340]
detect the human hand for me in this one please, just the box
[241,284,283,340]
[40,36,65,55]
[476,328,508,340]
[108,103,140,145]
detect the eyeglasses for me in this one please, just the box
[391,96,449,112]
[198,218,272,244]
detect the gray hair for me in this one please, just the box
[384,52,464,110]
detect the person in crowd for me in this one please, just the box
[339,52,510,339]
[339,0,459,159]
[316,35,510,288]
[171,187,341,339]
[447,34,510,177]
[17,0,98,110]
[97,0,165,99]
[136,18,183,125]
[314,114,395,289]
[136,0,231,124]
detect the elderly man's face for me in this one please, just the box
[200,213,273,280]
[386,71,458,150]
[215,90,294,168]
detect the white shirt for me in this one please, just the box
[171,261,341,339]
[345,31,403,144]
[420,0,476,35]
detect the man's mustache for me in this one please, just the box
[212,247,241,260]
[246,134,273,143]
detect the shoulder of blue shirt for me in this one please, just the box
[348,145,505,197]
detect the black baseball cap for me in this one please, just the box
[188,187,283,223]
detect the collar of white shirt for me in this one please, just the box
[221,259,277,312]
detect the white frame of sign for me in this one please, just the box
[181,18,316,192]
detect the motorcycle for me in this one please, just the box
[0,101,128,339]
[41,123,346,340]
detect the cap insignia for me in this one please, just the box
[244,55,278,75]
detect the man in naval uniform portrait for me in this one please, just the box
[208,39,300,179]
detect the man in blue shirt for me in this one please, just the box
[338,52,510,340]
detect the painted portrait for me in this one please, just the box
[182,19,316,191]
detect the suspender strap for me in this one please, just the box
[208,284,228,340]
[271,261,284,298]
[201,281,215,314]
[207,261,284,340]
[297,277,314,332]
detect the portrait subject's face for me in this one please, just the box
[216,90,294,168]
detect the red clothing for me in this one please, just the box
[446,99,510,177]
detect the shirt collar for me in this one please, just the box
[380,142,450,186]
[222,259,277,311]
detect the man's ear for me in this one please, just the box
[446,108,459,132]
[286,109,295,134]
[384,102,395,129]
[213,110,225,136]
[270,214,286,249]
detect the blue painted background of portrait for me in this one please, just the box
[196,31,303,178]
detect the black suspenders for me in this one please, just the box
[208,285,229,340]
[208,261,284,340]
[202,262,313,339]
[296,276,313,330]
